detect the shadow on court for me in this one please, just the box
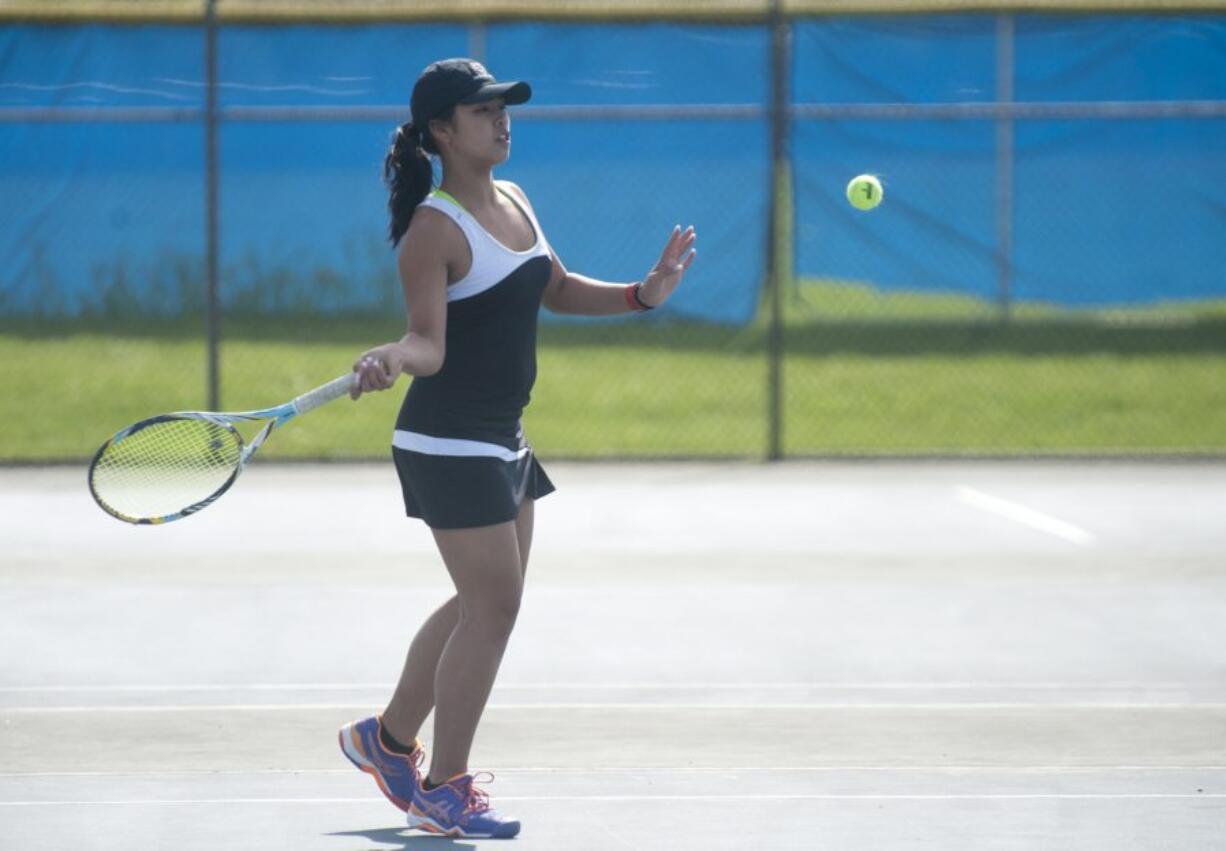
[326,826,478,849]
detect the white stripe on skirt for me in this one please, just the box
[392,429,530,462]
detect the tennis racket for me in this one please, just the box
[88,373,357,525]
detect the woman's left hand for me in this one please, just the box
[637,225,697,308]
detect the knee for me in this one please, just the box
[462,583,522,637]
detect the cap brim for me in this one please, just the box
[460,80,532,106]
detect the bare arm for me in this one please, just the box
[498,180,696,317]
[351,208,457,399]
[541,254,635,316]
[542,225,696,316]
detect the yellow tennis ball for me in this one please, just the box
[846,174,883,211]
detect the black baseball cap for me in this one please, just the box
[410,58,531,129]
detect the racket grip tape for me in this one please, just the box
[292,373,357,415]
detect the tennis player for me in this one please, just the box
[337,59,696,839]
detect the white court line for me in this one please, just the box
[6,702,1226,713]
[1,793,1223,807]
[4,766,1226,779]
[957,486,1096,546]
[1,681,1215,693]
[0,684,394,693]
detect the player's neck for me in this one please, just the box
[439,164,498,212]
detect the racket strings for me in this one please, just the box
[90,418,243,521]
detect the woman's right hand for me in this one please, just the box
[351,342,406,400]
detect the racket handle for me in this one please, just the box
[292,373,357,416]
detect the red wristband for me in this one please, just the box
[624,283,643,312]
[624,282,655,312]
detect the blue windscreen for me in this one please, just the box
[0,22,768,323]
[791,15,1226,306]
[3,16,1224,320]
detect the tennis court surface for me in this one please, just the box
[2,460,1224,849]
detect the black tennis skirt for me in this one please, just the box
[392,439,556,530]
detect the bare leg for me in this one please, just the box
[515,497,535,578]
[381,498,536,745]
[427,518,525,783]
[381,594,459,746]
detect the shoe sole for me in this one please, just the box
[411,812,521,839]
[338,724,416,818]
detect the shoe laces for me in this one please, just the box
[387,739,424,771]
[460,771,495,816]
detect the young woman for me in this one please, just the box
[338,58,696,839]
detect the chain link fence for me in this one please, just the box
[2,10,1223,461]
[785,15,1226,455]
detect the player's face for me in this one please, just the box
[443,99,511,166]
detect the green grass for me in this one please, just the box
[777,280,1226,454]
[3,280,1225,461]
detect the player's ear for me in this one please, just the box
[428,116,453,150]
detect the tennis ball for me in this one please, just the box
[846,174,883,211]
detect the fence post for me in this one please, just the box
[469,21,487,63]
[766,0,789,460]
[995,13,1015,322]
[205,0,221,410]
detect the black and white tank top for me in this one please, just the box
[393,184,554,459]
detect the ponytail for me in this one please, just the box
[384,121,434,247]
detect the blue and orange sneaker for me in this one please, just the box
[338,715,424,812]
[409,771,520,839]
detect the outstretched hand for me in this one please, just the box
[637,225,697,308]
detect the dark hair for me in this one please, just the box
[383,109,452,247]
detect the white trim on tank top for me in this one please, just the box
[418,185,551,303]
